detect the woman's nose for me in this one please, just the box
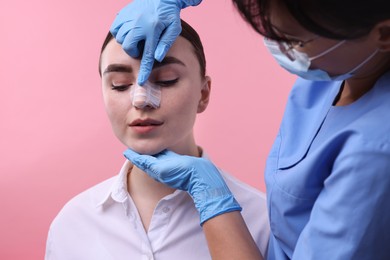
[130,82,161,109]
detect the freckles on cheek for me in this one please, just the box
[104,97,127,123]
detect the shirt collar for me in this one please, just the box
[95,160,133,207]
[95,148,210,208]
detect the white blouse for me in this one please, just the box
[46,153,269,259]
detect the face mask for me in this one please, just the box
[264,37,379,81]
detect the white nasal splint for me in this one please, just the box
[130,81,161,109]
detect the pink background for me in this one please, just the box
[0,0,295,259]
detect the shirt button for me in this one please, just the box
[128,211,136,220]
[162,207,170,213]
[142,254,153,260]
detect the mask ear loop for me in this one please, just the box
[309,40,346,61]
[344,48,379,75]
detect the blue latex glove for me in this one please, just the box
[110,0,202,85]
[124,149,242,225]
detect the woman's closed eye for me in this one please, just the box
[111,84,132,91]
[154,78,179,87]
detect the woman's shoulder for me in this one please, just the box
[50,176,117,227]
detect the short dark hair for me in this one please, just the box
[232,0,390,41]
[99,19,206,77]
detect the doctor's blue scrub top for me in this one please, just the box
[265,72,390,260]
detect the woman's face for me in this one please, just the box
[100,37,211,155]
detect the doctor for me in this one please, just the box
[110,0,390,259]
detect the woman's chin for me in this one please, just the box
[127,145,164,156]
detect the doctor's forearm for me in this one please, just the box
[202,211,264,260]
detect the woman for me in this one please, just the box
[111,0,390,259]
[45,19,269,259]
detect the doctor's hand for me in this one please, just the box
[110,0,202,85]
[124,148,242,225]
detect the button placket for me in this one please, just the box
[141,240,154,260]
[147,200,175,252]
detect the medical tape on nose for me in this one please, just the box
[130,81,161,108]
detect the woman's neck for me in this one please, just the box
[127,144,201,198]
[128,166,175,202]
[126,144,201,231]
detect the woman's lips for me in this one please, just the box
[129,118,163,134]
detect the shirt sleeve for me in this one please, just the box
[292,142,390,259]
[181,0,202,7]
[45,228,56,260]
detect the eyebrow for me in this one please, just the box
[103,64,133,75]
[153,56,186,69]
[103,56,186,75]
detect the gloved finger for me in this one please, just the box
[154,149,181,161]
[122,27,146,58]
[110,12,123,37]
[110,17,125,37]
[154,20,182,62]
[137,32,161,85]
[110,2,133,36]
[114,22,132,44]
[137,62,153,86]
[123,148,159,176]
[123,148,142,162]
[151,150,191,188]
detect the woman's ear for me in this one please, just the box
[373,19,390,52]
[197,76,211,113]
